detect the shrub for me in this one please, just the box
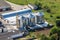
[40,34,50,40]
[50,34,58,40]
[57,29,60,36]
[50,15,53,17]
[56,16,60,19]
[43,6,51,13]
[56,20,60,27]
[57,29,60,40]
[50,27,58,36]
[50,27,60,40]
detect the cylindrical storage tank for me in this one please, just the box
[22,16,26,27]
[25,18,29,26]
[19,16,24,28]
[29,14,35,26]
[36,12,44,24]
[23,14,31,26]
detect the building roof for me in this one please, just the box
[2,9,31,18]
[2,9,31,15]
[0,0,11,9]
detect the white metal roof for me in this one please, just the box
[2,8,31,16]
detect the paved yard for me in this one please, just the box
[0,30,21,40]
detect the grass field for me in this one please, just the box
[7,0,60,16]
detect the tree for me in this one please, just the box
[50,27,58,36]
[57,29,60,40]
[50,27,60,40]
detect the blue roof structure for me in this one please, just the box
[2,9,31,18]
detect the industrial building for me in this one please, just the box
[1,9,48,31]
